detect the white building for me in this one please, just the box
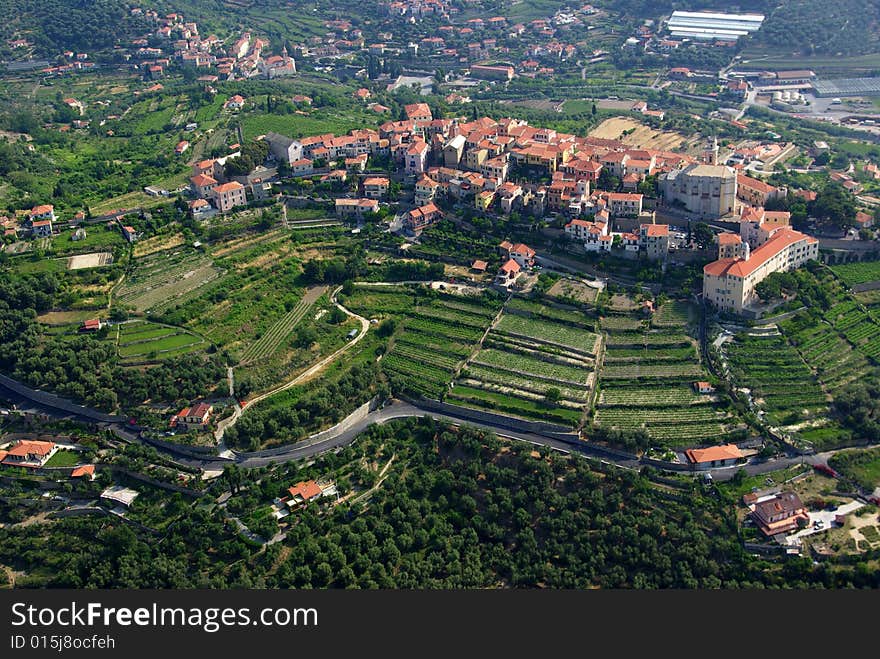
[703,228,819,313]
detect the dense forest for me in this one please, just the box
[749,0,880,56]
[0,1,152,58]
[0,273,226,412]
[2,418,878,588]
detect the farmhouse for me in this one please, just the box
[170,402,213,430]
[286,480,323,508]
[685,444,743,469]
[495,258,522,287]
[498,240,535,268]
[0,440,58,468]
[80,318,103,332]
[750,491,809,536]
[121,225,138,243]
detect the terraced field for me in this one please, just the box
[831,261,880,287]
[726,334,829,426]
[594,299,741,446]
[116,320,205,364]
[380,294,502,399]
[116,248,224,312]
[239,286,327,364]
[449,299,599,427]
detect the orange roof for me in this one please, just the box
[71,465,95,478]
[213,181,244,193]
[288,480,322,501]
[30,204,54,215]
[499,258,521,274]
[510,243,534,256]
[737,173,775,195]
[363,177,389,186]
[643,224,668,237]
[717,233,741,245]
[685,444,742,464]
[471,259,488,271]
[703,228,816,279]
[6,440,55,458]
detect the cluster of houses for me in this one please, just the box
[123,10,296,82]
[0,204,141,244]
[304,5,604,80]
[268,111,699,238]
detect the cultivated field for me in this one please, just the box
[67,252,113,270]
[115,320,205,364]
[726,334,828,428]
[240,286,328,364]
[450,298,600,427]
[594,298,741,446]
[589,117,685,151]
[116,249,224,313]
[831,261,880,287]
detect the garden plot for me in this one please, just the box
[67,252,113,270]
[547,278,599,304]
[116,320,204,363]
[116,249,224,312]
[240,286,327,364]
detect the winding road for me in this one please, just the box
[214,285,371,444]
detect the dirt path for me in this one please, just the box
[214,286,370,444]
[349,454,396,505]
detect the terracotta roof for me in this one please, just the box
[717,233,741,245]
[642,224,668,237]
[30,204,54,216]
[363,177,389,186]
[703,228,816,279]
[737,173,776,195]
[71,465,95,478]
[685,444,742,464]
[288,480,322,501]
[6,440,55,458]
[213,181,244,193]
[499,258,521,274]
[190,173,217,187]
[510,243,534,256]
[471,259,488,271]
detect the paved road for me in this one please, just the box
[214,285,368,443]
[0,372,869,482]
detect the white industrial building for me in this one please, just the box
[666,11,765,41]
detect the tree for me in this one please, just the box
[545,387,561,404]
[693,223,715,250]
